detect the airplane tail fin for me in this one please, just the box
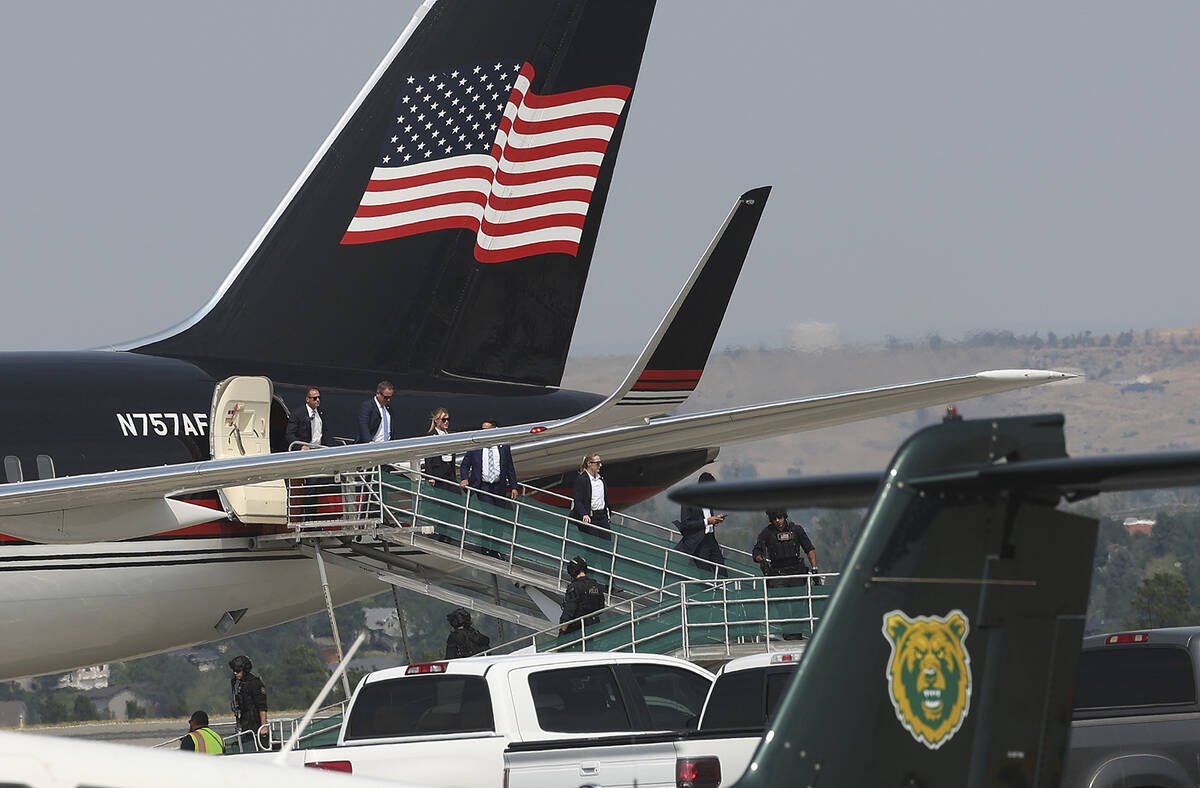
[733,414,1097,788]
[129,0,657,387]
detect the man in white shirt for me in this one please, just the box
[285,388,326,449]
[674,471,728,577]
[357,381,394,443]
[459,420,519,508]
[284,387,332,520]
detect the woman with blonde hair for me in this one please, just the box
[423,406,458,489]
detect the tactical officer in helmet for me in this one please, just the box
[753,510,821,587]
[559,556,605,634]
[229,655,269,750]
[445,607,491,659]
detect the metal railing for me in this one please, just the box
[364,467,762,602]
[515,478,758,566]
[152,702,348,753]
[481,572,836,661]
[285,467,385,526]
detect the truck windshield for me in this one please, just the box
[344,675,494,740]
[1075,645,1197,710]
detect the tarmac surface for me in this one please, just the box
[11,714,238,748]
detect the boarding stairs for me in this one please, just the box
[243,469,836,752]
[261,466,835,654]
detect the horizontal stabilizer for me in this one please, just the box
[671,472,883,510]
[909,447,1200,497]
[675,413,1200,510]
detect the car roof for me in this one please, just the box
[363,651,714,684]
[714,646,807,677]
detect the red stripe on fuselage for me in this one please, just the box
[631,381,697,391]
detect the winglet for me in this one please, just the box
[563,186,771,433]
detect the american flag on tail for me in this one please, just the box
[341,60,630,263]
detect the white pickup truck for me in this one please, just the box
[261,651,714,787]
[502,648,805,788]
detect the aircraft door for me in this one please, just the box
[211,376,286,525]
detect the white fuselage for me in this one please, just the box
[1,535,383,679]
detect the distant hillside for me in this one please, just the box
[562,326,1200,480]
[565,328,1200,633]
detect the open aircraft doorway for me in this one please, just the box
[211,376,286,525]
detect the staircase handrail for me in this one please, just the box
[480,572,835,660]
[516,478,756,564]
[374,469,762,602]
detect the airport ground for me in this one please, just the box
[15,714,238,748]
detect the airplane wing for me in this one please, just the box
[510,368,1074,476]
[0,367,1072,542]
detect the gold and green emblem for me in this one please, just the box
[882,609,972,749]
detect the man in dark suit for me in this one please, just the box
[459,420,519,508]
[357,380,394,443]
[674,471,728,577]
[571,453,611,541]
[285,387,332,520]
[285,387,328,449]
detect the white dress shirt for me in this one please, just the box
[483,446,501,483]
[372,401,390,443]
[307,405,323,446]
[588,472,605,511]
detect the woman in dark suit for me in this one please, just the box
[423,407,458,489]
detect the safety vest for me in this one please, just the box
[188,726,225,754]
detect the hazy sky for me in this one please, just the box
[1,1,1197,355]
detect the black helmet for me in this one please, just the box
[765,510,788,522]
[447,607,471,628]
[229,655,252,673]
[566,556,588,578]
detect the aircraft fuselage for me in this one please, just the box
[0,350,605,480]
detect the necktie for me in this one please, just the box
[485,447,498,483]
[381,406,390,441]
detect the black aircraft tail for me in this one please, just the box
[130,0,657,386]
[703,415,1099,787]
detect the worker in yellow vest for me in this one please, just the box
[180,710,225,754]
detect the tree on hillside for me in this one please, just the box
[265,642,333,711]
[1132,572,1197,628]
[72,693,99,721]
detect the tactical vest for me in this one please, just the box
[577,578,605,617]
[765,526,803,570]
